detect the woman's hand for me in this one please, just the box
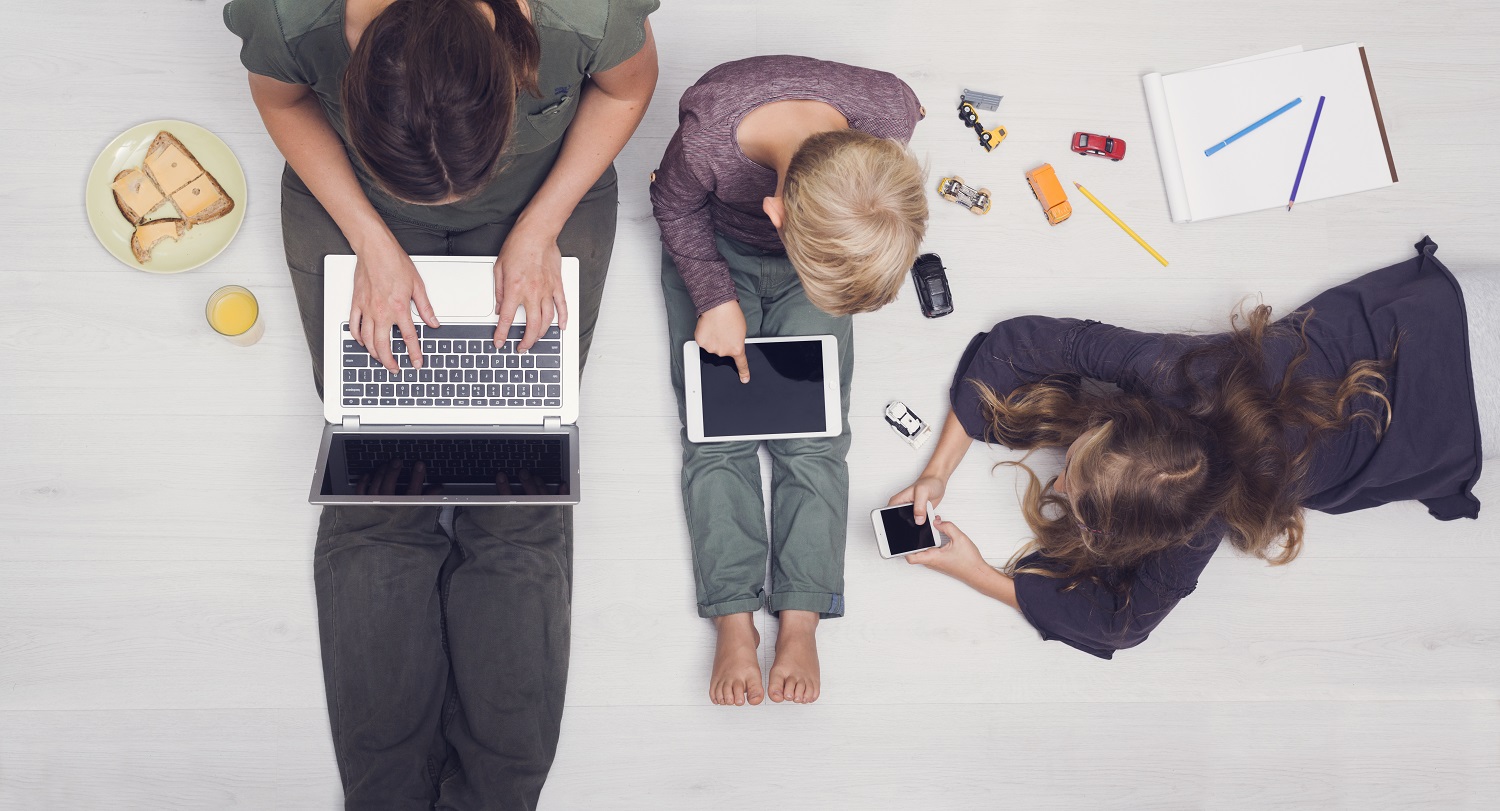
[695,300,750,382]
[906,518,990,582]
[350,232,439,373]
[887,475,947,524]
[494,226,566,353]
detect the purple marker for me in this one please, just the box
[1288,96,1327,211]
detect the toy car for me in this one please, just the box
[959,101,980,128]
[1072,132,1126,161]
[1024,164,1071,225]
[958,102,1007,152]
[978,124,1007,151]
[910,252,953,318]
[884,401,932,449]
[938,175,991,215]
[961,89,1003,112]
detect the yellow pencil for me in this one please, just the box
[1072,182,1169,267]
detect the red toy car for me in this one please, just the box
[1072,132,1125,161]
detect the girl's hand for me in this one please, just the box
[350,233,439,374]
[906,518,990,583]
[695,300,750,382]
[887,475,947,524]
[494,227,567,353]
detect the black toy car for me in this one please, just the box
[910,253,953,318]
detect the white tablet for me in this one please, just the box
[684,335,842,443]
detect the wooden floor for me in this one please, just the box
[3,1,1499,808]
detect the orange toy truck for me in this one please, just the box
[1025,163,1071,225]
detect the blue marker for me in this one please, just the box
[1204,98,1302,157]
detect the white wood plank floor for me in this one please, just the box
[3,1,1498,808]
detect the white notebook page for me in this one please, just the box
[1161,43,1395,222]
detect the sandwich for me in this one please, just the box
[130,218,188,264]
[111,167,169,225]
[111,130,237,264]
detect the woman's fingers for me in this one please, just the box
[553,288,569,332]
[411,278,440,329]
[378,459,403,494]
[397,313,423,370]
[406,461,427,497]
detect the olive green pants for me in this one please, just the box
[661,234,853,619]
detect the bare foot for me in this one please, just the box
[709,612,763,706]
[767,610,820,704]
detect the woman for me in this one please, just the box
[225,0,657,806]
[891,238,1491,659]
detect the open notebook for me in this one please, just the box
[1143,44,1398,223]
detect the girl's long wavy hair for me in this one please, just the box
[974,305,1393,588]
[343,0,541,204]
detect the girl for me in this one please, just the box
[226,0,657,805]
[891,239,1490,659]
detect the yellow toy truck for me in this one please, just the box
[1025,163,1071,225]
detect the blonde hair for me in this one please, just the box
[780,130,927,316]
[970,304,1393,600]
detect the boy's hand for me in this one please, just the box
[696,300,750,383]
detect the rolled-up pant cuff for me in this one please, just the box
[769,591,845,619]
[697,596,765,619]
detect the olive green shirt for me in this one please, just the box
[225,0,657,230]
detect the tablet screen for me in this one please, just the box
[699,340,827,438]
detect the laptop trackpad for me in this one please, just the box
[417,269,497,320]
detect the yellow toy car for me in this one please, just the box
[958,101,1007,152]
[1024,163,1071,225]
[938,175,992,215]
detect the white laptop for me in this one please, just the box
[309,255,581,505]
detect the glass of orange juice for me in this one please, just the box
[205,285,264,346]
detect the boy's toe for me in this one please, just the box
[767,671,786,703]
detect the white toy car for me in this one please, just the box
[884,401,932,449]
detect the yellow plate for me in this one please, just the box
[85,119,248,274]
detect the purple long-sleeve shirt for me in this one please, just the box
[650,55,923,315]
[950,238,1482,659]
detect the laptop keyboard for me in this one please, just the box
[343,436,566,489]
[340,323,563,408]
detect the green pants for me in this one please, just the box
[661,234,853,619]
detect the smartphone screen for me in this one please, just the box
[880,504,937,555]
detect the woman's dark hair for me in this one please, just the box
[973,304,1393,587]
[343,0,541,204]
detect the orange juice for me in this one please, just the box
[206,285,264,346]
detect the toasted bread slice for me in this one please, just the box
[170,172,236,225]
[112,168,168,225]
[143,131,207,194]
[130,218,188,264]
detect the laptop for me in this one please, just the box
[309,255,581,505]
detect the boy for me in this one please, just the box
[651,55,927,706]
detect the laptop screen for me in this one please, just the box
[319,432,572,498]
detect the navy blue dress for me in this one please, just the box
[949,238,1484,658]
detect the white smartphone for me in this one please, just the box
[683,335,842,443]
[871,502,946,559]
